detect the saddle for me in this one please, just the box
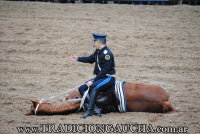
[95,86,120,113]
[82,80,126,113]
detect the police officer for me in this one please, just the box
[70,33,116,119]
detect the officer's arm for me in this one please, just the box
[77,51,96,64]
[93,54,113,81]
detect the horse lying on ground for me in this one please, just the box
[25,82,175,116]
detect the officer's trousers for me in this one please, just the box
[78,76,115,96]
[79,76,115,110]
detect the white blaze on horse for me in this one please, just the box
[25,81,174,116]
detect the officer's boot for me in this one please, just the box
[81,88,101,119]
[93,105,101,117]
[81,106,93,119]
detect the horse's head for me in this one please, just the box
[25,90,81,116]
[25,100,49,115]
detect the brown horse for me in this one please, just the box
[25,82,174,115]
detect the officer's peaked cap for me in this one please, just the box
[93,33,107,40]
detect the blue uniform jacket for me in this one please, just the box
[77,46,116,82]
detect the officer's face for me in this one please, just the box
[93,40,100,50]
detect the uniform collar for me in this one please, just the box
[99,45,107,54]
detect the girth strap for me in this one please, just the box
[115,80,127,112]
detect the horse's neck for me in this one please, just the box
[43,100,80,113]
[64,90,81,100]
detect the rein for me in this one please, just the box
[34,84,83,115]
[77,86,90,112]
[40,84,82,101]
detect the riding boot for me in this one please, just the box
[81,88,101,119]
[90,88,102,116]
[88,88,102,116]
[81,105,101,119]
[93,105,101,117]
[84,93,101,115]
[81,107,93,119]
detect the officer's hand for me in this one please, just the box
[69,55,78,61]
[86,81,93,87]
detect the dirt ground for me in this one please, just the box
[0,1,200,134]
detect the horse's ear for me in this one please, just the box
[25,105,34,116]
[31,100,38,108]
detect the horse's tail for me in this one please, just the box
[162,101,175,113]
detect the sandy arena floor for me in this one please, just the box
[0,1,200,134]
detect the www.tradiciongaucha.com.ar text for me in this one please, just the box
[16,123,188,133]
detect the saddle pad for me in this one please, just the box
[115,80,128,112]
